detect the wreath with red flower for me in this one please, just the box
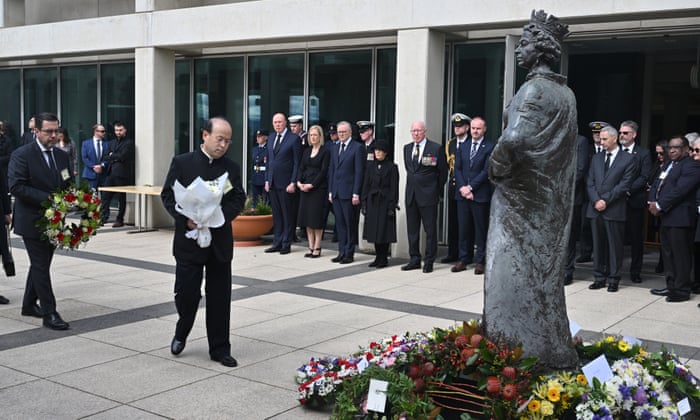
[39,184,103,250]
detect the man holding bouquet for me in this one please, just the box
[161,117,246,367]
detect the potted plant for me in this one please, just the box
[231,196,273,246]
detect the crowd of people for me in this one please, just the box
[252,113,700,306]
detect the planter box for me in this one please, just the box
[231,214,273,246]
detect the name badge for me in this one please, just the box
[61,169,70,181]
[224,179,233,194]
[421,155,437,166]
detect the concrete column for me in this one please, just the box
[1,0,25,27]
[393,28,445,258]
[134,46,175,227]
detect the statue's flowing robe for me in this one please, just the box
[484,69,578,368]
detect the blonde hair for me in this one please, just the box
[308,125,325,146]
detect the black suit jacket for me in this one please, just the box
[454,139,494,203]
[626,143,653,208]
[586,148,636,221]
[266,130,302,189]
[105,136,135,183]
[648,156,700,228]
[9,142,73,238]
[404,139,448,207]
[161,149,246,263]
[574,135,591,206]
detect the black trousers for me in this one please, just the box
[661,226,693,297]
[22,237,56,314]
[269,188,294,248]
[101,175,129,222]
[625,206,645,276]
[406,202,438,264]
[174,257,232,358]
[591,217,625,284]
[457,200,489,265]
[445,185,458,259]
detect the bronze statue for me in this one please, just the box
[483,10,578,368]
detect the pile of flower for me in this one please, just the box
[296,321,700,419]
[39,183,102,250]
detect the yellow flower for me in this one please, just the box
[576,374,588,385]
[618,340,630,352]
[528,399,541,412]
[540,400,554,416]
[605,336,614,343]
[547,387,561,402]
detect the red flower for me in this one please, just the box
[64,193,77,202]
[501,383,517,400]
[56,233,64,242]
[83,193,92,203]
[51,211,62,224]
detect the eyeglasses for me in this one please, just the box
[692,148,700,153]
[656,152,664,155]
[40,129,59,135]
[667,145,683,150]
[95,129,106,133]
[619,131,632,135]
[410,129,425,134]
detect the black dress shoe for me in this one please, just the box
[171,337,186,355]
[3,261,15,277]
[340,256,354,264]
[264,246,281,253]
[331,254,345,263]
[630,275,642,284]
[422,263,433,273]
[211,354,238,367]
[666,294,690,303]
[607,283,619,292]
[650,288,670,296]
[43,312,69,330]
[589,281,606,290]
[279,247,291,255]
[21,304,43,318]
[375,261,388,268]
[474,263,485,275]
[401,262,421,271]
[440,256,458,264]
[576,256,592,263]
[564,275,573,286]
[368,260,378,267]
[0,295,9,304]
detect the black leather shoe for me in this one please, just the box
[368,260,378,267]
[401,262,421,271]
[422,263,433,273]
[474,263,485,275]
[666,294,690,303]
[589,281,606,290]
[630,275,642,284]
[211,354,238,367]
[279,247,291,255]
[340,256,354,264]
[264,246,281,253]
[576,256,592,263]
[0,295,8,304]
[375,261,388,268]
[21,304,43,317]
[440,256,458,264]
[564,275,573,286]
[43,312,69,330]
[3,261,15,277]
[650,288,670,296]
[607,283,619,292]
[171,337,185,355]
[331,254,345,263]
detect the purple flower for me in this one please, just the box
[633,387,648,405]
[618,385,632,400]
[640,411,652,420]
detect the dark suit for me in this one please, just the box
[404,139,448,265]
[649,156,700,298]
[250,143,268,204]
[9,142,73,315]
[623,143,652,277]
[328,140,365,257]
[444,137,469,261]
[160,149,246,359]
[586,148,637,286]
[101,136,135,223]
[565,135,592,277]
[266,130,301,249]
[454,138,494,265]
[81,137,110,190]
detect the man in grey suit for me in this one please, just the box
[586,126,637,292]
[402,120,448,273]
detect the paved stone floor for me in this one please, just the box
[0,226,699,419]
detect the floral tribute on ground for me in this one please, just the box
[39,183,102,250]
[295,320,700,419]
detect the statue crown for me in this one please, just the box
[530,10,569,41]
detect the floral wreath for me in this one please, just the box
[39,183,102,250]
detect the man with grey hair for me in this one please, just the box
[586,125,637,292]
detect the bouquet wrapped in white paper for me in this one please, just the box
[172,172,229,248]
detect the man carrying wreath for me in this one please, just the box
[9,112,74,330]
[161,116,246,367]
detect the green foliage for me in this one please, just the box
[240,196,272,215]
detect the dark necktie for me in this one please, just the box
[624,147,630,153]
[470,142,479,160]
[96,140,102,160]
[45,150,57,172]
[604,152,611,174]
[339,142,345,161]
[412,144,420,167]
[273,134,281,153]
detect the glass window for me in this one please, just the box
[101,63,135,140]
[309,50,372,134]
[248,54,304,132]
[61,65,97,180]
[194,56,244,162]
[24,67,58,128]
[175,60,191,155]
[453,43,505,139]
[0,69,21,148]
[376,48,397,146]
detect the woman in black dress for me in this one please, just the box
[361,140,398,268]
[296,125,330,258]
